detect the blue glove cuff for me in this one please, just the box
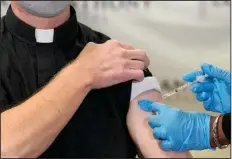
[203,114,214,150]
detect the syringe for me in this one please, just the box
[162,75,207,99]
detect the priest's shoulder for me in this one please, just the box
[0,16,11,46]
[0,17,12,69]
[78,22,111,44]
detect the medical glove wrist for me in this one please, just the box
[138,100,212,152]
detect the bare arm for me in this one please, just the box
[1,62,91,158]
[1,40,150,158]
[127,89,192,158]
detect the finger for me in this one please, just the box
[108,40,135,51]
[160,140,173,151]
[124,50,150,68]
[148,115,162,128]
[201,63,230,83]
[138,100,156,112]
[124,60,145,70]
[118,42,135,50]
[182,71,204,82]
[204,76,214,83]
[138,100,165,113]
[203,96,213,111]
[196,92,211,101]
[190,82,214,93]
[150,102,169,113]
[124,69,144,82]
[153,127,167,140]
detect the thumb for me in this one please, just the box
[160,140,173,151]
[138,100,164,114]
[201,63,230,83]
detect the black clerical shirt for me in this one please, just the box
[0,5,151,158]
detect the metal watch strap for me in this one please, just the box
[212,116,229,149]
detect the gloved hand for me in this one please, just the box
[138,100,212,152]
[183,63,231,114]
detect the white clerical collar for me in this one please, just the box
[35,28,54,43]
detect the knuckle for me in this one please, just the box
[203,101,211,111]
[123,60,129,68]
[109,39,120,47]
[137,70,145,80]
[162,131,167,138]
[139,70,144,76]
[120,48,127,56]
[153,130,158,138]
[141,61,145,68]
[138,62,145,70]
[138,50,146,56]
[125,42,134,49]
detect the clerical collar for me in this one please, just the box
[4,5,78,44]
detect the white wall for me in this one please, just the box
[74,1,230,80]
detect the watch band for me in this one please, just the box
[212,116,229,149]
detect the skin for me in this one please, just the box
[1,62,92,158]
[11,1,70,29]
[128,90,192,158]
[1,2,192,158]
[1,3,148,157]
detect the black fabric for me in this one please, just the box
[222,113,231,141]
[0,5,153,158]
[4,5,78,45]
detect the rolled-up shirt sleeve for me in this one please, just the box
[130,69,162,101]
[222,113,231,141]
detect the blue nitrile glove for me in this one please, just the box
[183,63,231,114]
[138,100,212,152]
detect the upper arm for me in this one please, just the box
[126,77,192,158]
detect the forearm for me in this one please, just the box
[1,62,91,158]
[127,90,192,158]
[210,114,230,148]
